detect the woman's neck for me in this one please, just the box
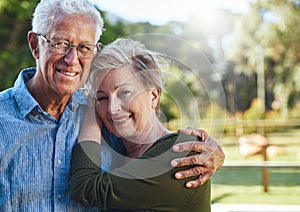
[123,123,171,158]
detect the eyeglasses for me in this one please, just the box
[36,33,99,59]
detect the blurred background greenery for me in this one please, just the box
[1,0,299,206]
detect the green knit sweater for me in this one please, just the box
[71,133,211,212]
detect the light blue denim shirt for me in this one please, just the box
[0,68,104,211]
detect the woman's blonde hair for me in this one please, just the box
[85,38,168,98]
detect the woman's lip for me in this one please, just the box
[112,115,132,124]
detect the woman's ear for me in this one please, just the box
[27,31,39,59]
[151,88,161,110]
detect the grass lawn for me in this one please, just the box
[211,128,300,205]
[211,169,300,205]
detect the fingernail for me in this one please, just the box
[175,173,182,179]
[186,183,192,188]
[171,160,178,167]
[173,145,179,151]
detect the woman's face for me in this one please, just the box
[95,65,160,141]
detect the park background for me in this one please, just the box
[0,0,299,210]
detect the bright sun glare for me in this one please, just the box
[91,0,252,25]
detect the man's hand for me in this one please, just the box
[171,127,225,188]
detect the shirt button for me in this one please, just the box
[34,115,39,119]
[57,160,62,165]
[57,194,61,200]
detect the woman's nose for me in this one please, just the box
[109,95,122,114]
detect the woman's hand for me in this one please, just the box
[171,127,225,188]
[78,98,102,143]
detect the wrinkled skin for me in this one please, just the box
[171,127,225,188]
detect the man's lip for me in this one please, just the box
[57,69,79,77]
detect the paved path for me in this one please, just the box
[211,204,300,212]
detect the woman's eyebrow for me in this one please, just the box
[96,83,133,93]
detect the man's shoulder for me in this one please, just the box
[0,87,13,96]
[0,88,15,111]
[0,68,35,107]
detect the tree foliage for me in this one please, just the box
[227,0,300,118]
[0,0,40,90]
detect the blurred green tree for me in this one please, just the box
[227,0,300,118]
[0,0,39,90]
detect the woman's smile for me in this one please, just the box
[112,114,132,125]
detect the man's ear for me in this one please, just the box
[27,31,39,59]
[151,88,161,110]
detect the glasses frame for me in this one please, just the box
[36,33,100,59]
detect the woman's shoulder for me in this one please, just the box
[141,132,201,161]
[139,132,211,212]
[151,133,200,150]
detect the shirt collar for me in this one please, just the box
[13,68,39,119]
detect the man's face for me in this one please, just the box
[36,13,97,97]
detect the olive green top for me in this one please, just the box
[71,133,211,211]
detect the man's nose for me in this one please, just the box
[64,46,80,65]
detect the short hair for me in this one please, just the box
[85,38,168,98]
[31,0,104,43]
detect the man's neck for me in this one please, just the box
[26,77,70,121]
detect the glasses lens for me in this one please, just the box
[77,44,95,58]
[43,36,95,59]
[49,40,70,53]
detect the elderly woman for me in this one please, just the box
[70,38,212,211]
